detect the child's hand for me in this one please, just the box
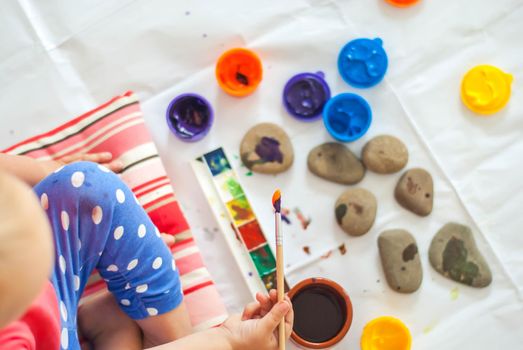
[43,152,123,175]
[221,290,294,350]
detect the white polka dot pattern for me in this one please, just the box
[71,171,85,188]
[138,224,146,238]
[147,308,158,316]
[60,301,68,321]
[136,284,148,293]
[92,206,103,224]
[114,226,124,240]
[152,257,163,270]
[61,211,69,230]
[74,275,80,291]
[116,189,125,203]
[121,299,131,306]
[61,328,68,349]
[127,259,138,271]
[106,264,118,272]
[40,193,49,210]
[59,255,66,274]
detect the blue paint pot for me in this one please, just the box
[338,38,388,88]
[322,93,372,142]
[282,71,331,121]
[166,93,214,142]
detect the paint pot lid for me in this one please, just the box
[361,316,412,350]
[386,0,420,7]
[165,93,214,142]
[460,64,513,115]
[338,38,388,88]
[215,48,263,97]
[323,93,372,142]
[288,277,353,349]
[282,71,331,121]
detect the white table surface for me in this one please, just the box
[1,1,522,349]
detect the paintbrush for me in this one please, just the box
[272,189,285,350]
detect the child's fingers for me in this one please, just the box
[241,301,261,321]
[269,289,278,303]
[260,301,291,333]
[284,296,294,331]
[103,160,124,173]
[160,233,175,246]
[256,293,273,317]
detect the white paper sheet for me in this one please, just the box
[1,0,522,348]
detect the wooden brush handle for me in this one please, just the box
[277,245,285,350]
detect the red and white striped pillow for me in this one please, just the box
[2,91,228,330]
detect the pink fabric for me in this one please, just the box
[0,282,60,350]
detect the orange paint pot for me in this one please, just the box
[288,278,353,349]
[386,0,419,7]
[215,48,263,97]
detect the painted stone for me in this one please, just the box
[335,188,377,236]
[307,142,365,185]
[378,229,422,293]
[362,135,408,174]
[394,168,433,216]
[429,222,492,288]
[240,123,294,174]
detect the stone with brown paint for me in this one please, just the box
[307,142,365,184]
[394,168,433,216]
[335,188,377,236]
[378,229,423,293]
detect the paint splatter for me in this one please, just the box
[338,243,347,255]
[450,287,459,301]
[321,250,332,259]
[281,208,291,224]
[185,10,191,15]
[245,171,253,176]
[303,246,311,255]
[203,227,215,241]
[294,208,311,230]
[423,322,438,334]
[202,33,208,38]
[248,272,253,277]
[255,137,283,164]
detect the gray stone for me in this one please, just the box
[240,123,294,174]
[335,188,377,236]
[378,229,423,293]
[429,222,492,288]
[307,143,365,185]
[394,168,433,216]
[362,135,408,174]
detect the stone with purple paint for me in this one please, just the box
[240,123,294,174]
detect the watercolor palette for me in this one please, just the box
[192,147,288,294]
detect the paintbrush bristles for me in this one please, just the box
[272,189,281,213]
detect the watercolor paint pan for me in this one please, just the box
[193,147,288,294]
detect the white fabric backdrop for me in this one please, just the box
[1,0,522,349]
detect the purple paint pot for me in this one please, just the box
[166,93,214,142]
[283,72,331,121]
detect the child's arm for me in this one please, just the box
[0,171,54,328]
[151,291,293,350]
[0,152,122,186]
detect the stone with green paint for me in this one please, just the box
[429,222,492,288]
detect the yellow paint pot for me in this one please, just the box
[361,316,411,350]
